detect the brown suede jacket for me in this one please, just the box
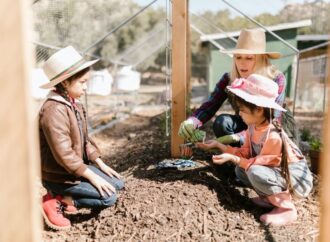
[39,92,101,184]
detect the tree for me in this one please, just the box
[32,0,165,68]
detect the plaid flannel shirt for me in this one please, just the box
[191,72,286,125]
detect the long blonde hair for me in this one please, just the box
[230,54,279,82]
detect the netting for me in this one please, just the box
[295,54,329,112]
[31,0,329,133]
[31,0,172,131]
[32,0,166,66]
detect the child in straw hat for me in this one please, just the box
[179,29,286,146]
[197,74,313,226]
[39,46,124,230]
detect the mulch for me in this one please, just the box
[42,114,320,242]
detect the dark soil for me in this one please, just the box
[42,114,321,242]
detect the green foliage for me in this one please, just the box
[300,128,312,142]
[309,136,322,151]
[299,128,322,151]
[186,106,193,117]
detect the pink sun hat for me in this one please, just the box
[227,74,286,112]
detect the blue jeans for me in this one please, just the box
[43,165,124,208]
[213,114,247,145]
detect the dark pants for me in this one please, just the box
[213,114,247,146]
[43,165,124,208]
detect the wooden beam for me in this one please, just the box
[171,0,189,157]
[319,43,330,241]
[186,9,192,109]
[0,0,41,241]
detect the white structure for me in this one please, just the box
[31,68,49,99]
[115,66,141,91]
[87,69,113,96]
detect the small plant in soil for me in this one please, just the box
[309,136,322,151]
[308,136,322,174]
[300,127,312,142]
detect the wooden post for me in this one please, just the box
[0,0,41,241]
[171,0,189,157]
[186,6,192,109]
[319,44,330,241]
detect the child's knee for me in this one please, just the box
[101,193,118,207]
[213,115,232,136]
[114,179,124,190]
[246,165,268,184]
[235,165,245,178]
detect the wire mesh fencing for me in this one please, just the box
[31,0,172,131]
[295,54,329,113]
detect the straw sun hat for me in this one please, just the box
[221,29,281,59]
[227,74,286,112]
[40,46,98,89]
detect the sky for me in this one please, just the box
[133,0,329,16]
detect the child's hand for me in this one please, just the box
[95,158,122,179]
[212,153,239,165]
[196,140,219,150]
[99,163,122,179]
[89,172,116,197]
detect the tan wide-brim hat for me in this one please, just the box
[220,29,281,59]
[40,46,99,89]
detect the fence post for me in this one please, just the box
[0,0,41,241]
[171,0,189,157]
[319,44,330,241]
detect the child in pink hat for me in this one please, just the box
[197,74,313,226]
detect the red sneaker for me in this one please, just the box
[56,195,78,215]
[42,193,71,230]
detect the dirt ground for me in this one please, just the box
[42,110,322,242]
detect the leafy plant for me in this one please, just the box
[300,127,312,142]
[309,136,322,151]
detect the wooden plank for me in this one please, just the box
[186,4,192,108]
[171,0,188,157]
[320,44,330,241]
[0,0,41,241]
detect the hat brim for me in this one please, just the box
[40,59,99,89]
[220,49,281,59]
[227,87,286,112]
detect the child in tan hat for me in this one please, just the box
[39,46,124,230]
[197,74,313,226]
[179,29,286,146]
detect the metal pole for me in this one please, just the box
[292,53,300,116]
[323,55,328,113]
[191,25,226,51]
[115,27,165,63]
[299,41,330,54]
[165,0,172,137]
[83,0,159,53]
[190,12,237,43]
[134,40,165,66]
[33,41,128,66]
